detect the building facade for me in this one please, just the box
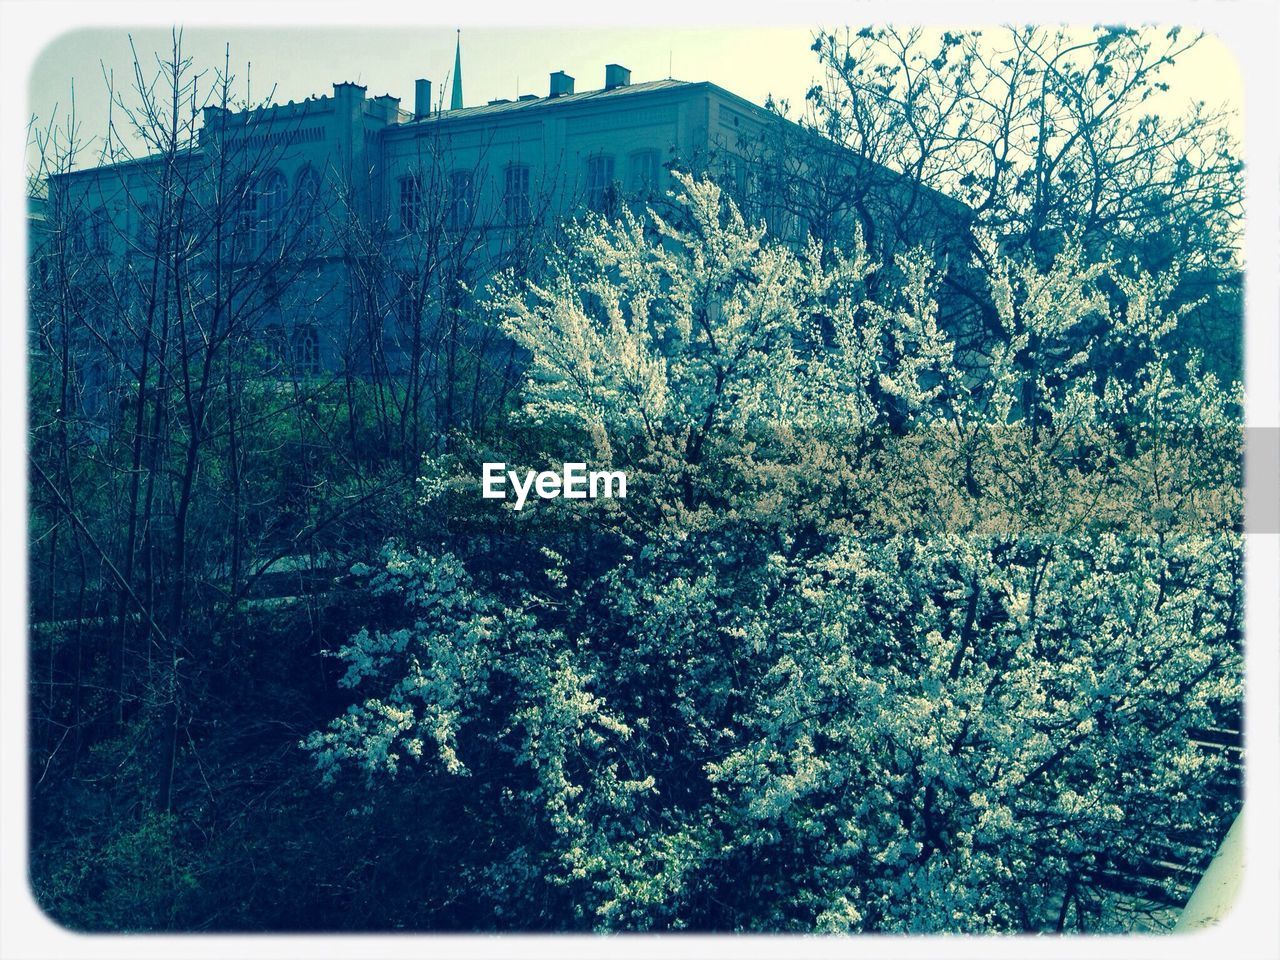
[40,59,968,419]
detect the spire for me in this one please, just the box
[450,30,464,110]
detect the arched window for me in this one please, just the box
[262,323,285,364]
[256,169,288,253]
[291,323,320,375]
[232,178,255,250]
[294,166,323,248]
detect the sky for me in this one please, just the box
[27,26,818,166]
[26,24,1244,172]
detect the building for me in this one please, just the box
[41,56,968,397]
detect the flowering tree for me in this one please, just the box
[800,26,1244,382]
[306,175,1241,931]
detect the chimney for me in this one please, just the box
[199,105,228,145]
[371,93,401,123]
[549,71,575,98]
[604,64,631,90]
[414,78,432,119]
[333,81,367,100]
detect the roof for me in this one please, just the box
[44,75,969,219]
[51,147,201,182]
[399,78,700,128]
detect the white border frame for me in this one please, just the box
[2,1,1276,958]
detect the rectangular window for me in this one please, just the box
[729,156,758,219]
[586,154,615,213]
[399,174,423,232]
[504,164,531,225]
[89,209,110,253]
[385,277,415,370]
[447,171,473,231]
[628,150,660,196]
[395,276,418,331]
[763,169,794,241]
[765,203,793,241]
[138,201,159,249]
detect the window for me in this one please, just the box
[399,173,423,232]
[586,154,615,214]
[628,150,660,196]
[762,168,794,240]
[69,222,87,256]
[232,180,254,247]
[89,209,110,253]
[395,277,419,331]
[765,202,793,241]
[504,164,531,225]
[381,319,403,372]
[386,276,417,369]
[294,166,323,248]
[291,324,320,375]
[262,324,285,364]
[119,266,135,314]
[729,156,759,219]
[137,201,158,249]
[255,169,288,253]
[78,359,108,420]
[447,170,473,231]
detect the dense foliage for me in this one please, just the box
[303,177,1241,931]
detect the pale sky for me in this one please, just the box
[26,25,1243,172]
